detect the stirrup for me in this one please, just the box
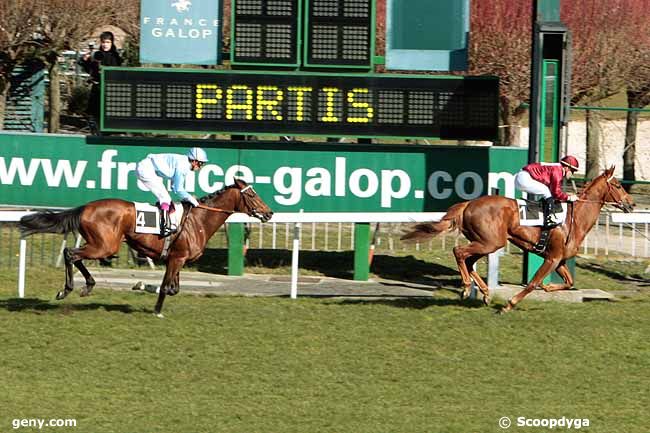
[532,229,551,254]
[160,209,175,237]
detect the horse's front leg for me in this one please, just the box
[500,256,560,314]
[540,261,574,292]
[154,259,184,318]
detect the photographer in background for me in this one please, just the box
[78,31,122,134]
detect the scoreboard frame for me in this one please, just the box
[100,67,499,141]
[230,0,302,67]
[303,0,376,69]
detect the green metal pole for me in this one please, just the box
[227,223,245,276]
[353,223,370,281]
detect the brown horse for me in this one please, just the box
[402,167,634,313]
[18,179,273,316]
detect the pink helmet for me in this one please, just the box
[561,155,579,171]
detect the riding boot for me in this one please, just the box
[542,197,559,228]
[160,209,170,236]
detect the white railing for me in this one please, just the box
[1,211,444,299]
[4,210,650,299]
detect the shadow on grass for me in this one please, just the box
[336,297,491,310]
[0,297,145,314]
[578,262,650,287]
[192,249,460,285]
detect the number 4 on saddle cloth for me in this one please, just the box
[517,199,568,253]
[133,202,186,237]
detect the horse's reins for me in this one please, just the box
[196,204,234,214]
[565,174,621,246]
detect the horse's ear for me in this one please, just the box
[605,166,615,178]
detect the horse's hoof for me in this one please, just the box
[80,290,91,297]
[155,313,164,319]
[56,290,69,300]
[459,290,470,300]
[132,281,145,291]
[483,296,491,306]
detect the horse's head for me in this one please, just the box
[597,166,635,213]
[232,179,274,222]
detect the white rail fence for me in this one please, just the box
[3,210,650,298]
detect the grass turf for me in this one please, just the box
[1,263,649,433]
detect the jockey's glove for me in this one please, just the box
[186,196,200,207]
[567,194,579,202]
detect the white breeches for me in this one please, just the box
[514,170,552,199]
[136,158,172,205]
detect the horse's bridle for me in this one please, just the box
[238,184,269,221]
[574,175,630,210]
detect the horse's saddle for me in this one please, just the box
[133,202,185,235]
[516,199,568,227]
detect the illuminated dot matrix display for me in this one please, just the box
[103,69,499,140]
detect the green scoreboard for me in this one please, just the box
[101,68,499,140]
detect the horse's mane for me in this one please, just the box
[198,183,240,204]
[576,169,610,196]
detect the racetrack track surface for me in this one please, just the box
[74,268,615,303]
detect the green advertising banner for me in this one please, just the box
[0,133,527,211]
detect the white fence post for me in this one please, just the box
[18,238,27,298]
[290,210,303,299]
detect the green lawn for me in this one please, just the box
[1,260,649,433]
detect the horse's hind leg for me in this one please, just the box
[75,260,96,297]
[454,242,500,303]
[453,246,474,299]
[58,247,76,300]
[466,255,491,305]
[58,244,115,300]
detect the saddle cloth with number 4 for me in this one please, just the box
[133,202,185,234]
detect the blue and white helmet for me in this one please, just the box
[187,147,208,163]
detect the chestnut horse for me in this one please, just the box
[18,179,273,316]
[402,167,634,313]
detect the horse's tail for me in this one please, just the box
[401,202,468,242]
[18,206,84,237]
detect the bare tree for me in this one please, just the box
[621,0,650,189]
[0,0,43,129]
[36,0,105,132]
[469,1,531,146]
[563,0,646,178]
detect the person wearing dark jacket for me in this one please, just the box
[78,31,122,132]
